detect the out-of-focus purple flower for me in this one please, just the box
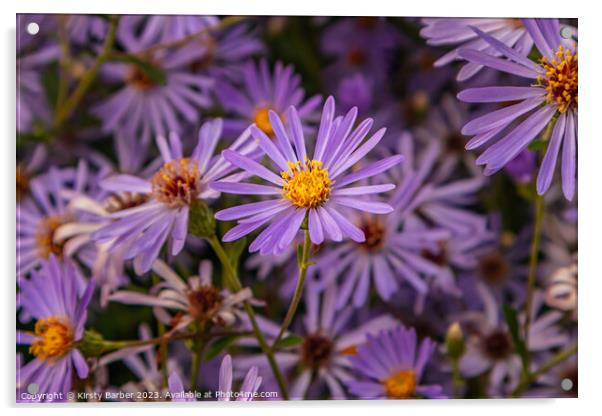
[414,95,478,174]
[93,22,214,146]
[110,259,252,330]
[504,149,537,184]
[118,15,218,47]
[236,282,398,399]
[17,162,93,275]
[321,17,400,83]
[169,354,261,402]
[216,59,321,138]
[457,19,577,200]
[390,132,488,236]
[458,286,569,396]
[420,18,533,81]
[212,96,402,255]
[17,40,59,132]
[92,120,257,274]
[66,15,108,45]
[527,352,577,398]
[336,74,373,115]
[17,256,95,402]
[346,325,445,399]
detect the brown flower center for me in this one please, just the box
[482,330,513,360]
[35,215,69,259]
[186,285,223,323]
[151,158,202,208]
[358,217,386,252]
[478,251,510,286]
[16,164,30,202]
[301,332,334,369]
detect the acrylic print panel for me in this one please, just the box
[16,14,577,403]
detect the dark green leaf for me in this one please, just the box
[528,139,546,152]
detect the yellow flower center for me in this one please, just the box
[35,215,69,259]
[253,107,275,136]
[383,369,417,399]
[538,45,578,113]
[29,316,74,361]
[151,158,201,208]
[281,159,332,208]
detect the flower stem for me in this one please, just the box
[206,235,290,400]
[450,358,464,398]
[512,343,577,397]
[52,15,119,131]
[190,327,206,390]
[522,193,545,375]
[272,228,312,348]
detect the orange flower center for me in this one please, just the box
[151,158,202,208]
[29,316,74,361]
[539,45,578,113]
[383,369,417,399]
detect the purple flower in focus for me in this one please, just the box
[92,119,257,274]
[168,355,262,402]
[457,19,577,200]
[346,325,445,399]
[212,96,402,255]
[17,256,95,402]
[216,59,321,138]
[420,18,533,81]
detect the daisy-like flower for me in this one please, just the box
[212,96,403,255]
[345,325,445,399]
[110,259,252,330]
[420,18,533,81]
[235,282,398,399]
[457,19,578,200]
[17,162,92,275]
[216,59,321,138]
[92,119,257,274]
[458,285,569,396]
[169,355,262,402]
[93,21,214,147]
[17,256,95,402]
[118,15,218,47]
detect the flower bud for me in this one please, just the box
[77,329,106,358]
[445,322,465,360]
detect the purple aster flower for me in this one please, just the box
[458,286,569,396]
[314,200,450,308]
[216,59,321,138]
[17,162,93,275]
[336,74,374,115]
[346,325,445,399]
[118,15,218,47]
[420,18,534,81]
[527,351,577,398]
[236,282,398,399]
[93,22,214,146]
[390,132,488,236]
[110,259,253,330]
[212,96,403,255]
[169,354,261,402]
[170,18,265,82]
[17,256,95,402]
[92,120,257,274]
[504,149,537,184]
[457,19,578,200]
[321,17,400,83]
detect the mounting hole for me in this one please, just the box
[561,378,573,391]
[26,22,40,35]
[560,26,572,39]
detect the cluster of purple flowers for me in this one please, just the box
[16,15,577,403]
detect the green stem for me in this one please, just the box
[98,332,191,352]
[52,15,119,131]
[522,193,545,376]
[206,235,290,400]
[512,344,577,397]
[190,328,206,390]
[272,228,312,348]
[450,358,464,398]
[152,272,169,387]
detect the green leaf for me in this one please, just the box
[273,334,304,350]
[502,304,529,368]
[224,236,247,268]
[204,335,240,361]
[112,53,167,86]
